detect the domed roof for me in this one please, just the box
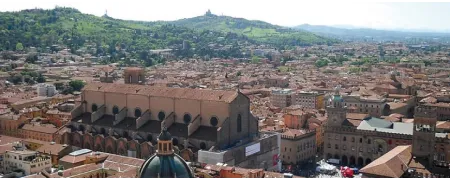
[139,152,194,178]
[330,94,343,102]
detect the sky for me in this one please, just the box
[1,0,450,32]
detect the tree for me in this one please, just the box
[236,71,242,76]
[54,82,64,90]
[36,75,46,83]
[26,54,39,64]
[15,43,24,51]
[315,59,329,68]
[8,74,23,84]
[251,56,261,64]
[69,80,85,91]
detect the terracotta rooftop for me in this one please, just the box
[437,121,450,130]
[360,145,412,178]
[36,143,70,155]
[21,124,58,134]
[83,83,239,103]
[346,113,369,120]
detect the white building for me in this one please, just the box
[2,150,51,176]
[36,83,56,97]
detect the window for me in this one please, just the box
[183,113,191,124]
[158,111,166,121]
[343,145,347,150]
[367,139,371,144]
[134,108,142,117]
[200,142,207,150]
[359,147,363,152]
[343,136,346,141]
[360,138,363,143]
[335,136,339,140]
[91,104,98,112]
[351,137,355,142]
[351,146,355,151]
[210,117,218,126]
[335,144,339,150]
[327,143,331,148]
[237,114,242,133]
[112,106,119,114]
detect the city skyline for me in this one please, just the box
[2,0,450,32]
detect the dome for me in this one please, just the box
[331,94,343,102]
[138,126,194,178]
[139,153,194,178]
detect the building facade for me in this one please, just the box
[2,150,52,176]
[280,129,316,165]
[64,83,259,164]
[270,89,293,108]
[341,94,389,117]
[324,89,450,169]
[294,91,325,109]
[124,67,145,84]
[36,84,57,97]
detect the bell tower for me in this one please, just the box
[326,85,347,127]
[412,106,437,165]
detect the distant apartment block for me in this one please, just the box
[270,89,293,108]
[2,149,51,176]
[294,91,325,109]
[271,89,324,109]
[36,84,56,97]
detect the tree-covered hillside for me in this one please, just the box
[0,8,256,61]
[170,12,339,47]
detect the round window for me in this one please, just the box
[112,106,119,114]
[158,111,166,121]
[135,108,142,117]
[183,114,191,124]
[210,117,218,126]
[91,104,98,112]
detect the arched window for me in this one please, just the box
[210,117,218,126]
[237,114,242,133]
[112,106,119,114]
[343,136,347,141]
[158,111,166,121]
[367,139,371,144]
[129,75,132,83]
[135,108,142,117]
[335,144,339,150]
[183,114,191,124]
[91,104,98,112]
[359,138,363,143]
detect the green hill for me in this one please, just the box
[170,13,338,47]
[0,8,256,63]
[0,8,337,64]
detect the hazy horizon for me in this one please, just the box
[2,0,450,32]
